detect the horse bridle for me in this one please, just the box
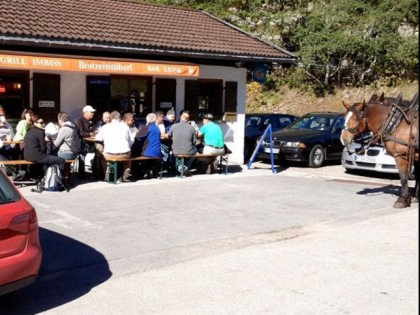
[344,105,368,137]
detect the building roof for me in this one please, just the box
[0,0,295,65]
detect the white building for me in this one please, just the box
[0,0,295,164]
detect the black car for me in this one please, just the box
[256,112,345,167]
[244,113,297,159]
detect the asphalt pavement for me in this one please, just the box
[1,161,418,315]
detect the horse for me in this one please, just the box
[340,92,419,208]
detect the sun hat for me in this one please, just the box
[83,105,96,112]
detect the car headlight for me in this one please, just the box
[283,141,306,148]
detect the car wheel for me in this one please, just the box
[308,144,325,168]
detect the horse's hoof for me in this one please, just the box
[411,197,419,204]
[393,201,409,208]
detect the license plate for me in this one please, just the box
[264,148,279,154]
[354,155,375,163]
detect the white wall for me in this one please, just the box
[196,65,246,165]
[28,63,246,165]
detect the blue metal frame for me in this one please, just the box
[247,124,275,173]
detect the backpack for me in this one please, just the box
[62,125,87,154]
[40,165,66,192]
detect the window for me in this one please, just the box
[155,78,176,113]
[32,73,60,123]
[224,81,237,113]
[185,79,224,120]
[109,76,152,117]
[87,76,111,113]
[0,71,29,120]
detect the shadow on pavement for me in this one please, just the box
[0,228,112,314]
[356,184,401,197]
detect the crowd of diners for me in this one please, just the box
[0,104,227,185]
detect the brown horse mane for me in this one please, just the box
[368,92,411,107]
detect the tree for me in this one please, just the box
[292,0,418,91]
[139,0,418,92]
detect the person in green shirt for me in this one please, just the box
[14,108,34,141]
[197,113,225,174]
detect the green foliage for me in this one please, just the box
[139,0,418,95]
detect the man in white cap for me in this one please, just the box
[74,105,96,179]
[75,105,96,138]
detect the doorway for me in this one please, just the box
[0,70,29,125]
[110,76,152,117]
[185,79,223,120]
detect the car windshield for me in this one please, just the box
[288,115,333,131]
[0,171,21,204]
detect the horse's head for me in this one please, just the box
[340,100,369,148]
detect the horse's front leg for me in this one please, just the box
[394,159,411,208]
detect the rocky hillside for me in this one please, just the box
[246,82,419,116]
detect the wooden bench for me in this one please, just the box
[0,159,77,168]
[174,153,230,177]
[105,156,162,184]
[0,159,78,181]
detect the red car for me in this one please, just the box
[0,168,42,296]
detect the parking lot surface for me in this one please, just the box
[1,162,418,315]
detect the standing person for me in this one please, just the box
[197,113,225,174]
[74,105,96,179]
[24,115,65,174]
[167,111,197,176]
[95,111,134,183]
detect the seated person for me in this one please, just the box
[14,108,34,141]
[133,113,161,178]
[197,113,225,174]
[12,108,35,179]
[167,111,197,176]
[92,111,111,180]
[75,105,96,179]
[95,111,111,131]
[157,109,176,172]
[123,112,139,142]
[95,111,133,182]
[24,115,65,178]
[0,106,20,176]
[52,112,79,182]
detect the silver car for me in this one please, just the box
[341,142,398,174]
